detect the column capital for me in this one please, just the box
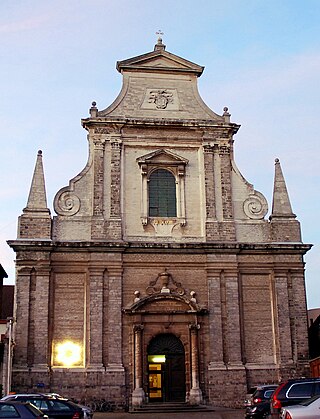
[189,323,200,332]
[133,324,144,333]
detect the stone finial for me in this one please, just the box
[190,291,197,303]
[134,290,140,303]
[154,30,166,51]
[223,106,231,123]
[90,101,98,117]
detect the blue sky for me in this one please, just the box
[0,0,319,308]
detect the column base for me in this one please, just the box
[30,364,49,372]
[131,387,145,407]
[189,387,203,405]
[106,364,125,373]
[208,362,227,370]
[87,364,105,372]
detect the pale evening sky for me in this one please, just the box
[0,0,319,308]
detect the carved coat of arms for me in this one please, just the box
[148,89,174,109]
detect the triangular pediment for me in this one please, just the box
[137,149,189,165]
[117,48,204,77]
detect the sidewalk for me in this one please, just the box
[93,407,245,419]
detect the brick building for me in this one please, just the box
[8,39,312,408]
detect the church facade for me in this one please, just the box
[8,39,311,409]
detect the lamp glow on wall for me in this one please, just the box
[54,340,83,367]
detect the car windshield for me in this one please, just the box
[299,395,320,406]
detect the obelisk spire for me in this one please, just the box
[24,150,50,213]
[18,150,51,239]
[270,158,296,220]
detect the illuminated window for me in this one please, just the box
[53,340,83,368]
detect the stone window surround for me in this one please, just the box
[138,158,187,227]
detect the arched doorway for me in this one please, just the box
[147,333,186,403]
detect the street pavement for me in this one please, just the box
[94,407,245,419]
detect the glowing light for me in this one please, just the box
[55,341,82,367]
[149,355,166,363]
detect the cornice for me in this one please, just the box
[7,239,313,255]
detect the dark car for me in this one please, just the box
[245,385,278,419]
[0,401,48,419]
[270,377,320,418]
[1,397,83,419]
[244,387,258,407]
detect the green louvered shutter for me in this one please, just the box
[149,169,176,217]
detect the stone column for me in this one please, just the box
[87,267,104,369]
[189,323,202,405]
[13,266,32,368]
[207,271,225,369]
[132,325,145,406]
[91,136,106,239]
[32,265,50,370]
[106,266,124,371]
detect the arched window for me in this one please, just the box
[149,169,176,217]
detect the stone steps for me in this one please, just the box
[130,402,215,413]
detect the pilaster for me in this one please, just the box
[218,144,236,240]
[203,144,219,240]
[32,265,51,369]
[91,136,106,239]
[273,271,293,366]
[106,266,124,370]
[207,271,225,369]
[288,270,309,365]
[222,271,243,368]
[13,267,32,368]
[87,266,104,369]
[106,136,122,240]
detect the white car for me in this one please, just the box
[280,395,320,418]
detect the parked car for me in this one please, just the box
[245,385,278,418]
[38,395,92,419]
[1,395,92,419]
[0,401,49,419]
[245,386,258,407]
[270,377,320,418]
[280,395,320,418]
[1,396,84,419]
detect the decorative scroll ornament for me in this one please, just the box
[243,191,268,220]
[146,269,185,296]
[55,191,81,216]
[148,89,174,109]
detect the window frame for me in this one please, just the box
[137,149,188,227]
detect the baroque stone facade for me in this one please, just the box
[8,38,311,409]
